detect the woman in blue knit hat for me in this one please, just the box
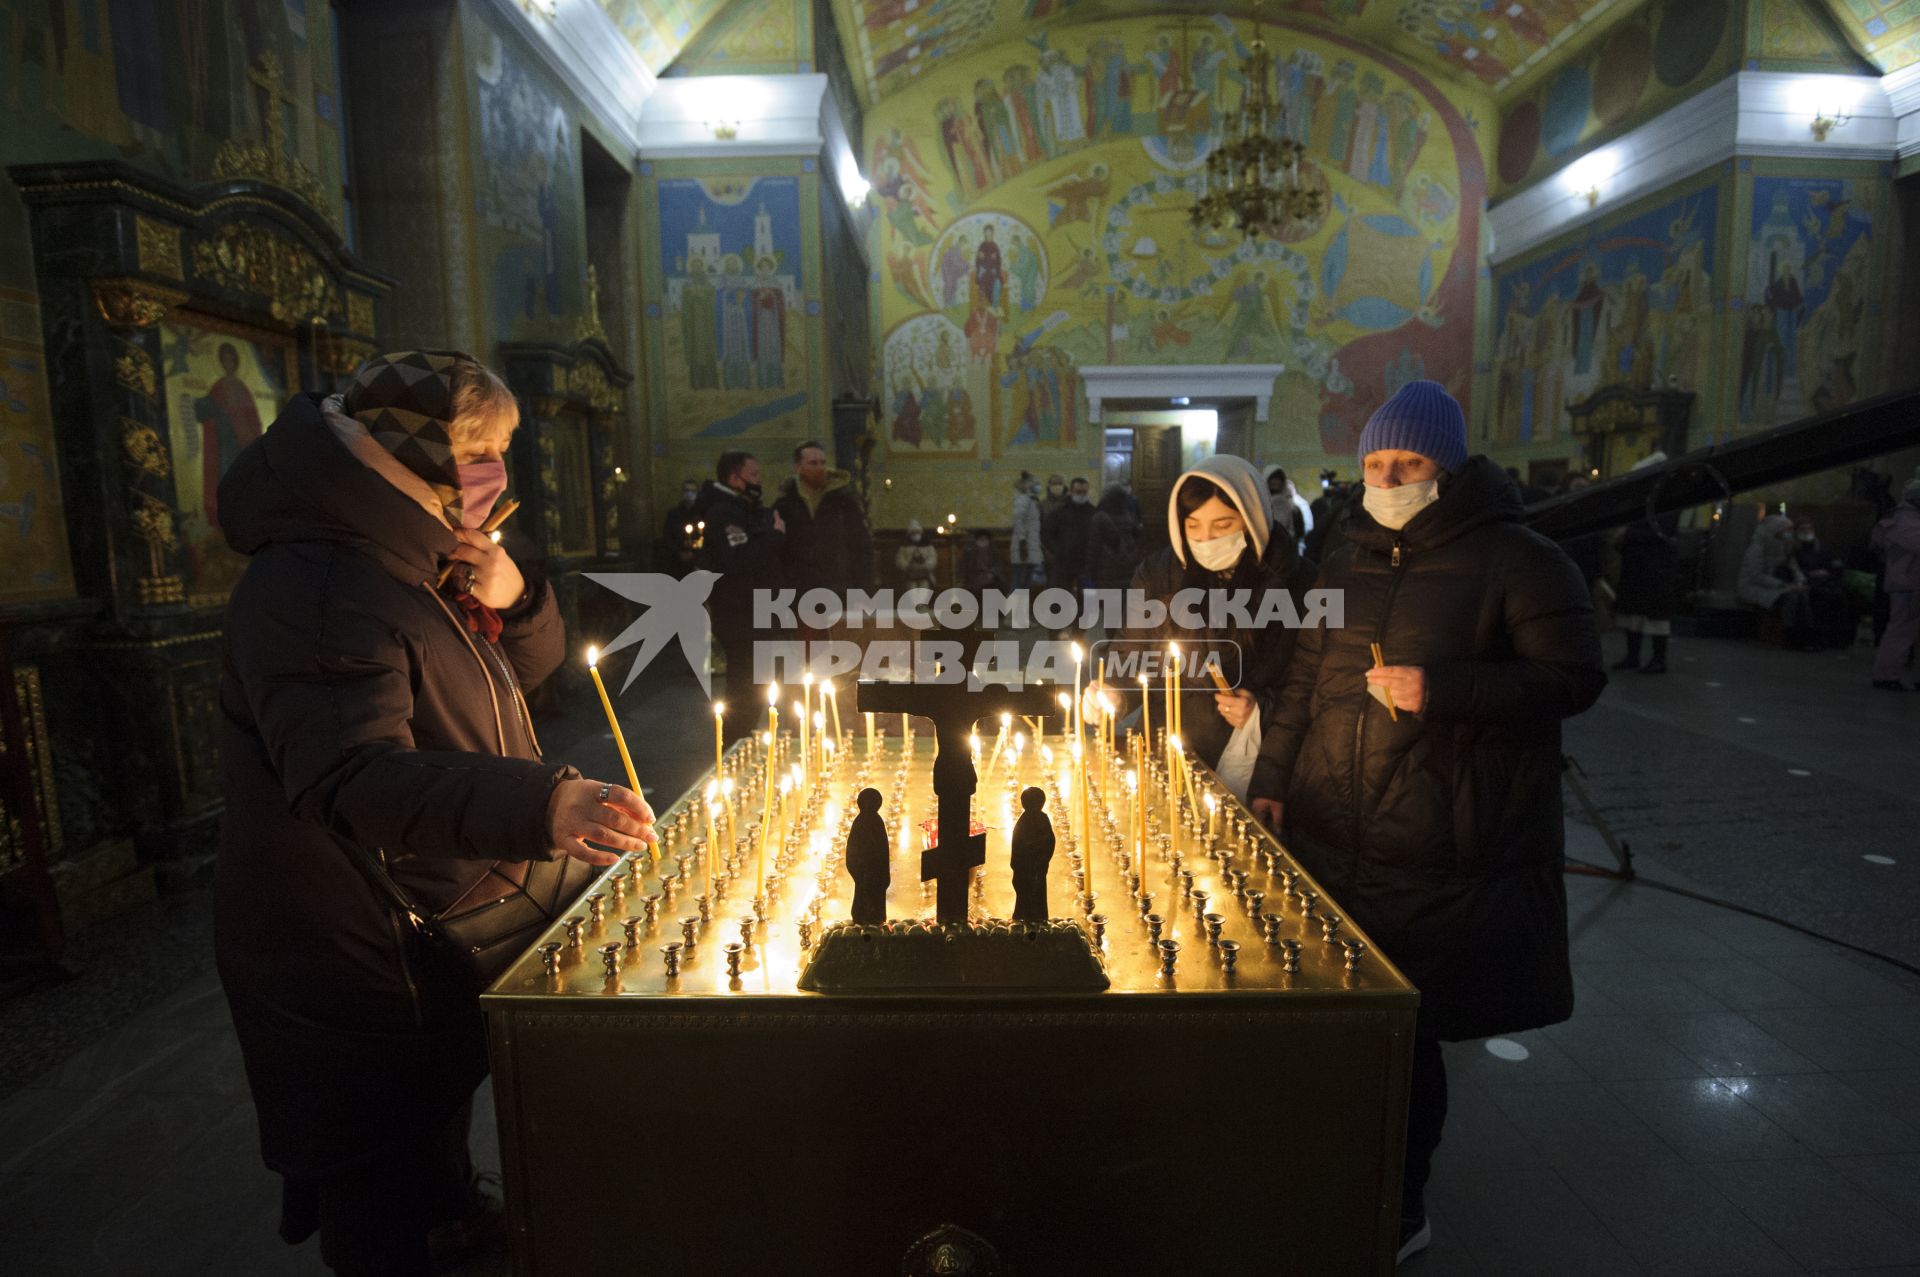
[1248,379,1606,1266]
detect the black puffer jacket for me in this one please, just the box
[1613,517,1680,620]
[696,479,785,639]
[214,393,574,1181]
[773,470,874,594]
[1250,457,1605,1040]
[1123,537,1318,771]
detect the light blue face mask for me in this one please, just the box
[1190,529,1246,571]
[1362,479,1439,531]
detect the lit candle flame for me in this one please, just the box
[586,646,600,667]
[767,682,781,706]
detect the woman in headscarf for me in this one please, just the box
[215,351,655,1275]
[1101,454,1317,799]
[896,517,939,590]
[1738,513,1815,647]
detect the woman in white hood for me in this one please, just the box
[1264,464,1313,552]
[1102,453,1317,797]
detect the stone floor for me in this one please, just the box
[1,634,1915,1274]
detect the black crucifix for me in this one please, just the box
[857,678,1062,925]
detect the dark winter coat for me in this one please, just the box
[1250,457,1605,1041]
[696,479,785,641]
[773,470,874,595]
[1042,498,1096,583]
[214,393,575,1182]
[1088,487,1141,592]
[1613,517,1680,620]
[1122,537,1318,772]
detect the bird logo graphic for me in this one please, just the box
[583,570,721,696]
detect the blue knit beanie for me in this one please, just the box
[1357,380,1468,474]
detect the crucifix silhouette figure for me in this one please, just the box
[858,675,1061,924]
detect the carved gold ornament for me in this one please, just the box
[135,216,184,280]
[120,419,171,476]
[210,53,333,217]
[192,222,341,326]
[346,291,375,335]
[115,352,158,399]
[565,360,622,414]
[131,495,178,550]
[92,277,189,329]
[317,332,375,376]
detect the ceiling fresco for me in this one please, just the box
[596,0,742,73]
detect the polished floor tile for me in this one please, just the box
[1602,1076,1812,1164]
[1644,1011,1824,1077]
[1703,1159,1920,1271]
[1559,1159,1800,1275]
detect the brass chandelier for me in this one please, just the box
[1189,10,1324,238]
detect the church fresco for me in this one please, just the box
[1495,0,1738,195]
[1737,174,1876,429]
[867,14,1488,472]
[651,173,812,436]
[1487,178,1720,446]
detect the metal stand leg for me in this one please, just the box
[1562,754,1634,880]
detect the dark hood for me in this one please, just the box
[219,392,458,585]
[1097,485,1134,521]
[1342,455,1522,555]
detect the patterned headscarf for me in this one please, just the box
[343,350,477,525]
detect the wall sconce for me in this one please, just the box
[1582,186,1599,209]
[1810,110,1851,142]
[709,120,740,140]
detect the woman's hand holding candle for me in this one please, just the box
[547,780,655,865]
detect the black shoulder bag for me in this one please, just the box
[343,844,602,993]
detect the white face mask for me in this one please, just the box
[1190,529,1247,571]
[1362,479,1440,531]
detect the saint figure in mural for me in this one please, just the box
[975,79,1019,183]
[1010,235,1043,313]
[892,387,924,446]
[1036,49,1087,151]
[937,99,991,196]
[1218,271,1283,359]
[721,287,752,391]
[949,389,977,445]
[1610,265,1652,388]
[1002,66,1046,164]
[681,258,720,391]
[922,380,950,447]
[1739,302,1781,422]
[750,256,785,390]
[1088,37,1135,138]
[1567,264,1606,377]
[886,181,936,247]
[194,343,264,532]
[1043,164,1110,228]
[1765,261,1805,375]
[938,234,973,308]
[973,225,1007,315]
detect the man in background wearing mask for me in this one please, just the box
[1247,380,1605,1267]
[698,450,785,741]
[1042,476,1096,591]
[1038,473,1069,583]
[660,477,702,578]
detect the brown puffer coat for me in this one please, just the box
[1250,457,1605,1041]
[214,392,575,1182]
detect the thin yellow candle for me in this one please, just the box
[825,681,844,749]
[1128,767,1142,884]
[1168,642,1183,743]
[900,712,909,746]
[865,710,875,754]
[1206,791,1218,845]
[712,701,725,778]
[793,699,809,785]
[1138,672,1152,756]
[1167,733,1182,837]
[802,671,814,762]
[702,782,718,897]
[720,776,737,852]
[586,647,647,862]
[759,683,779,898]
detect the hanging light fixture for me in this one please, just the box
[1189,4,1324,239]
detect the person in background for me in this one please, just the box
[961,527,1003,592]
[1738,514,1815,649]
[1306,478,1361,566]
[1087,483,1141,595]
[1869,478,1920,690]
[1010,471,1045,589]
[1265,465,1312,552]
[215,351,655,1276]
[659,477,702,577]
[774,440,874,597]
[1611,454,1678,675]
[1790,516,1853,649]
[1042,476,1097,590]
[896,518,938,591]
[1247,380,1605,1268]
[698,450,786,740]
[1106,455,1316,799]
[1039,473,1068,581]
